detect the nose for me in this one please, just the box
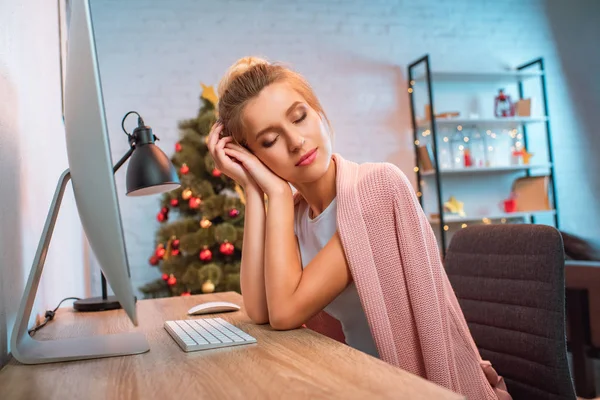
[289,135,305,152]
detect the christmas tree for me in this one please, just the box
[139,84,247,298]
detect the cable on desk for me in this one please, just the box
[28,297,81,336]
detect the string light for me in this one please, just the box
[461,223,468,229]
[408,88,413,93]
[491,133,497,139]
[410,80,415,85]
[443,137,449,142]
[501,218,507,224]
[414,166,419,172]
[415,140,420,145]
[482,218,491,225]
[457,125,463,131]
[463,137,469,143]
[443,225,449,231]
[417,191,422,197]
[459,145,465,151]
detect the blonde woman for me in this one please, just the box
[207,56,510,400]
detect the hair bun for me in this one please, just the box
[217,56,270,100]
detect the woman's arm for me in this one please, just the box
[264,188,352,330]
[239,184,269,324]
[218,143,350,330]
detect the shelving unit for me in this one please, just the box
[417,116,548,129]
[407,54,559,256]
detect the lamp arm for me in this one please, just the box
[113,146,135,174]
[94,146,137,300]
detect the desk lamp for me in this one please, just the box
[73,111,180,312]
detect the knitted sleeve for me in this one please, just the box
[382,163,456,389]
[382,164,507,400]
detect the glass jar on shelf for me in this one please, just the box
[448,127,468,169]
[436,126,453,169]
[464,127,486,168]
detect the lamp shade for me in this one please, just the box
[123,122,180,196]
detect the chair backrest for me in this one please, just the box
[445,224,576,400]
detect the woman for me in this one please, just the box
[207,56,510,400]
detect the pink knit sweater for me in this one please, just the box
[295,153,511,400]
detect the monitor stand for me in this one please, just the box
[10,169,150,365]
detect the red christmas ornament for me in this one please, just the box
[175,142,182,152]
[199,248,213,261]
[172,239,180,249]
[167,275,177,286]
[149,255,159,266]
[220,242,235,256]
[228,208,240,218]
[181,291,191,297]
[155,245,166,259]
[212,168,222,177]
[157,212,167,222]
[180,163,190,175]
[171,249,180,257]
[189,197,202,209]
[162,273,168,281]
[161,207,169,214]
[170,198,179,207]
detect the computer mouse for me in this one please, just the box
[187,301,241,316]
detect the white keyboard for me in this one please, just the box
[164,317,256,352]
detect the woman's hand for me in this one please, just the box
[223,142,290,197]
[206,122,258,190]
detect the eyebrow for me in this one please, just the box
[255,101,302,139]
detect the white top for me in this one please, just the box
[294,197,380,358]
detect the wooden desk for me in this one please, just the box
[0,292,463,399]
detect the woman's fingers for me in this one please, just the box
[224,141,250,154]
[207,122,223,153]
[214,137,233,166]
[223,147,253,169]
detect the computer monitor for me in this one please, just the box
[10,0,154,364]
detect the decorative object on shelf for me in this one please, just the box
[494,89,515,117]
[512,148,533,165]
[443,196,465,217]
[500,193,517,213]
[515,98,531,117]
[512,175,551,212]
[422,105,460,122]
[417,145,435,172]
[463,148,473,167]
[467,129,486,167]
[436,112,460,119]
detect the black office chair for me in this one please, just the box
[445,224,576,400]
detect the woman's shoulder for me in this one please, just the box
[354,161,409,193]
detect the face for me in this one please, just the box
[241,81,332,185]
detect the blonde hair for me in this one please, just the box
[216,56,332,147]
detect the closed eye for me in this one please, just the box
[262,136,278,148]
[294,112,307,124]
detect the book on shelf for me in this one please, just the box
[417,145,435,172]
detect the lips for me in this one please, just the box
[296,148,318,166]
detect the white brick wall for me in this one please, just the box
[88,0,600,295]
